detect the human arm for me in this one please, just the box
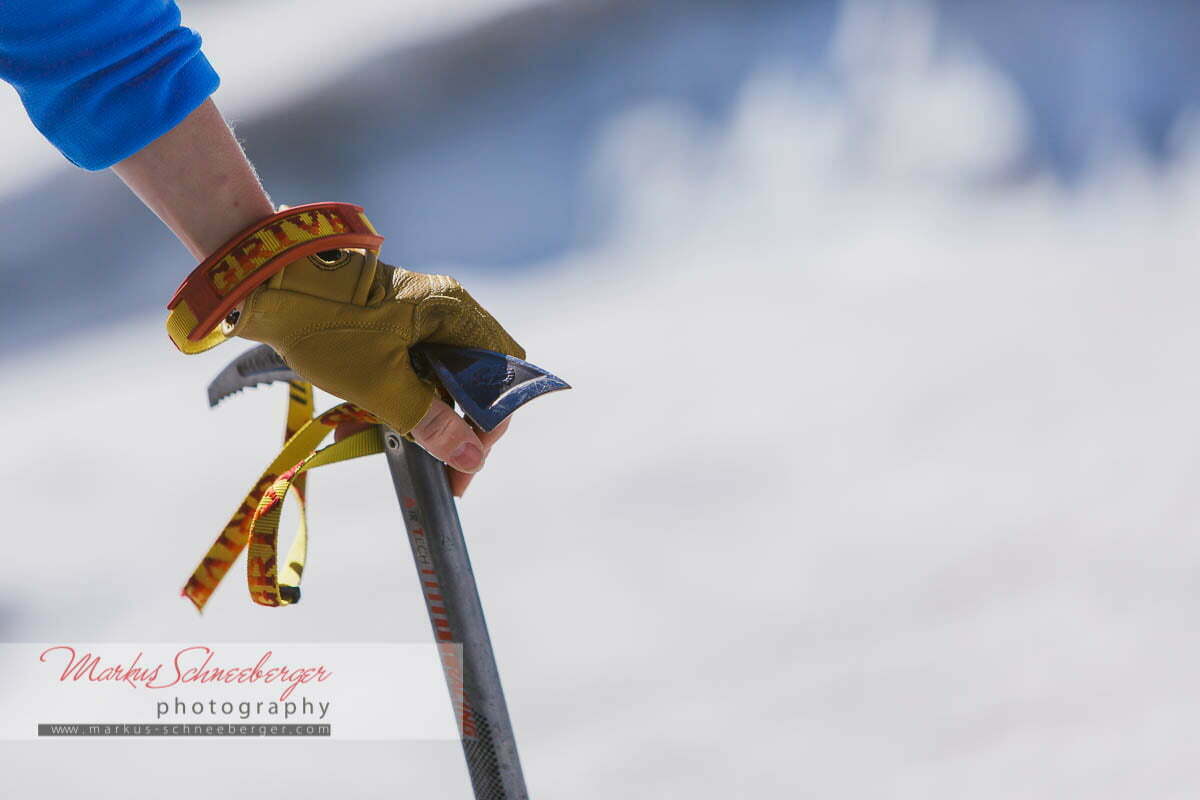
[113,100,499,492]
[1,0,507,493]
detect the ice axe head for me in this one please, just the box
[207,343,569,431]
[410,344,569,431]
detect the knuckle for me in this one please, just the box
[425,273,462,297]
[412,402,459,447]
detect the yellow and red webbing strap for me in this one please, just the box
[181,393,380,611]
[166,202,381,354]
[247,424,385,606]
[280,379,314,594]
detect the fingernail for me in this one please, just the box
[450,442,484,472]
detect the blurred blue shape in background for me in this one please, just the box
[0,0,1197,353]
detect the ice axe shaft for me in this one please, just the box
[384,429,528,799]
[206,343,566,800]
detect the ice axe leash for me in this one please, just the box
[184,342,568,800]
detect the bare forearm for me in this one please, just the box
[111,99,274,260]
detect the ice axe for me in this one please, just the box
[208,342,569,800]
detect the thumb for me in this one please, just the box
[409,396,486,473]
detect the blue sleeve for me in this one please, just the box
[0,0,219,170]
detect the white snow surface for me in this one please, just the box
[4,2,1200,797]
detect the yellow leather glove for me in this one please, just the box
[223,247,524,435]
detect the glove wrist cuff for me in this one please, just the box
[166,202,382,353]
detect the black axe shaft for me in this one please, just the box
[207,343,568,800]
[384,428,529,800]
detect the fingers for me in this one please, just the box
[448,417,512,497]
[410,397,486,474]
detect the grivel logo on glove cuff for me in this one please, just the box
[165,202,382,354]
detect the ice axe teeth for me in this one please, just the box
[206,344,299,407]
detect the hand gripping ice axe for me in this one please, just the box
[187,342,568,800]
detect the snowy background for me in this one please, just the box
[4,0,1200,796]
